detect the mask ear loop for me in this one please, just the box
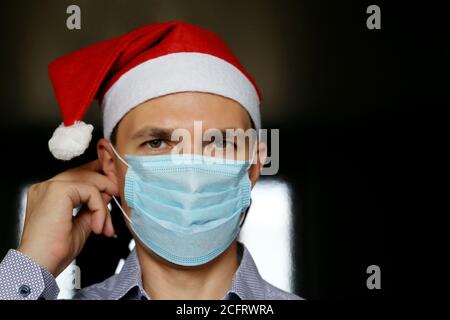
[109,143,132,224]
[109,143,129,168]
[112,195,132,224]
[239,199,252,228]
[241,142,256,227]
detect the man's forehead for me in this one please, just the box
[119,93,252,135]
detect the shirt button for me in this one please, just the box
[18,284,31,298]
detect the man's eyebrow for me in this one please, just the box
[207,128,252,138]
[131,127,175,140]
[130,126,250,140]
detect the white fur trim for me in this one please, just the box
[48,121,94,160]
[101,52,260,140]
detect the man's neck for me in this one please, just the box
[135,241,239,300]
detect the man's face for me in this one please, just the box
[98,91,263,215]
[114,91,253,157]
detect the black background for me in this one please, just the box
[0,0,447,299]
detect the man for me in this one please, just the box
[0,21,301,300]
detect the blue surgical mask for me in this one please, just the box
[110,145,252,266]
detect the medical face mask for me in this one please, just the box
[110,145,253,266]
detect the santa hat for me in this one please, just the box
[47,21,262,160]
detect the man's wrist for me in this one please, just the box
[17,244,58,276]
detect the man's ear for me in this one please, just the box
[248,142,267,188]
[97,138,119,185]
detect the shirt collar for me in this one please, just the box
[109,249,147,300]
[110,242,266,300]
[227,242,266,300]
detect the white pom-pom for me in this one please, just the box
[48,121,94,160]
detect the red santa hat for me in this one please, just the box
[47,21,262,160]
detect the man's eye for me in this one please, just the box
[145,139,166,149]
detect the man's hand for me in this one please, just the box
[17,160,119,277]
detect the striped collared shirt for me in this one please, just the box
[0,242,302,300]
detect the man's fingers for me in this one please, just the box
[102,210,115,237]
[66,182,109,235]
[100,191,115,237]
[88,191,109,235]
[52,159,120,197]
[72,192,115,240]
[101,192,112,204]
[84,173,119,197]
[72,209,93,248]
[54,172,119,197]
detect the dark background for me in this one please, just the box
[0,0,446,299]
